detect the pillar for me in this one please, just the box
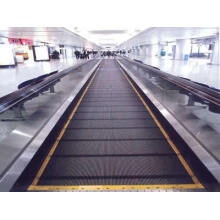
[211,32,220,65]
[157,43,166,57]
[139,45,147,56]
[175,39,191,60]
[135,46,140,56]
[151,44,159,57]
[145,45,153,57]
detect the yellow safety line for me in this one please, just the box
[28,65,100,190]
[117,63,204,189]
[29,184,203,191]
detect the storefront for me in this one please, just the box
[8,38,34,63]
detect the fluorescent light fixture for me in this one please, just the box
[65,27,147,48]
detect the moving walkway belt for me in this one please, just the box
[28,59,204,191]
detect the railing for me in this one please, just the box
[0,59,93,114]
[0,58,101,191]
[121,56,220,107]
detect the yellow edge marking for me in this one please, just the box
[118,63,204,189]
[29,184,203,191]
[28,65,100,189]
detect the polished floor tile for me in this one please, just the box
[0,57,82,98]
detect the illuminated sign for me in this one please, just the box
[8,38,33,46]
[0,44,16,66]
[33,46,50,61]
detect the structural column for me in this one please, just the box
[139,45,146,56]
[132,47,136,54]
[157,43,166,57]
[135,46,141,56]
[175,39,191,60]
[146,45,150,56]
[211,32,220,65]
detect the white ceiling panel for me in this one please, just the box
[66,26,143,47]
[0,27,100,49]
[0,27,218,50]
[120,27,219,48]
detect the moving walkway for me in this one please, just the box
[12,58,218,191]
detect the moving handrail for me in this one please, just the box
[17,70,58,89]
[0,59,94,114]
[120,56,220,106]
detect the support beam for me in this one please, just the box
[211,33,220,65]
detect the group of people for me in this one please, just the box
[51,48,127,60]
[74,50,98,60]
[74,49,128,60]
[100,50,127,58]
[100,51,116,58]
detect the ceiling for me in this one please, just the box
[119,27,219,48]
[65,27,143,48]
[0,27,218,50]
[0,27,144,49]
[0,27,100,49]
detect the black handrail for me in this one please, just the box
[0,59,94,113]
[121,56,220,106]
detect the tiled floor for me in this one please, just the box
[0,57,82,98]
[128,55,220,90]
[1,54,220,97]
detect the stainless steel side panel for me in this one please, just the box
[117,59,220,183]
[0,60,101,191]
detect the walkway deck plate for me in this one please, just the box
[28,59,204,191]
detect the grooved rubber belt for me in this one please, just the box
[28,59,204,191]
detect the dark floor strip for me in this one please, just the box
[66,127,158,130]
[75,110,147,113]
[60,138,166,141]
[68,118,154,121]
[40,174,190,180]
[53,153,176,158]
